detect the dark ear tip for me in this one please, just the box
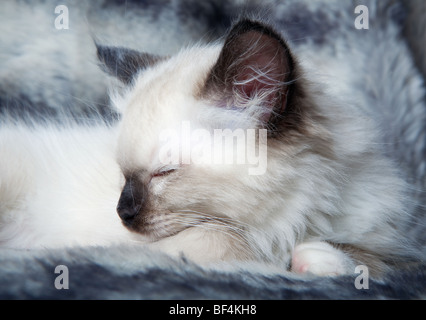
[230,18,275,35]
[95,43,112,63]
[94,42,102,56]
[232,18,266,30]
[95,43,163,84]
[232,19,291,51]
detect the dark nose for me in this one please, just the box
[117,203,141,224]
[117,177,146,225]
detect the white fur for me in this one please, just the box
[0,125,146,248]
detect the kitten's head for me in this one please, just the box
[97,19,328,249]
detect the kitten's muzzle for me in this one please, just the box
[117,204,142,225]
[116,177,147,226]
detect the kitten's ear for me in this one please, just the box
[204,19,295,124]
[96,44,160,84]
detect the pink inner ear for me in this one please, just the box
[204,22,293,124]
[238,77,278,122]
[235,44,289,122]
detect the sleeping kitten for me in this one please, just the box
[0,19,417,276]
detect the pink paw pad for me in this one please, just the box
[291,242,354,276]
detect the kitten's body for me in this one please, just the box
[0,124,135,248]
[0,25,420,276]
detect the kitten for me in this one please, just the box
[0,18,417,276]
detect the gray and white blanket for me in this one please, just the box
[0,0,425,299]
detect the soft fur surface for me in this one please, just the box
[0,246,425,299]
[0,0,425,299]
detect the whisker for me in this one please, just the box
[175,209,262,232]
[172,217,247,242]
[169,211,272,260]
[171,218,257,258]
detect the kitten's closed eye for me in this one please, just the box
[152,166,178,178]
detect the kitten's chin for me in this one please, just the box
[122,220,196,243]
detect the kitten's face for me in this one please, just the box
[98,20,305,241]
[115,46,240,239]
[114,46,270,240]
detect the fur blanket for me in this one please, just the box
[0,0,425,299]
[1,246,425,299]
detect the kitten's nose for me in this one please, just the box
[117,177,146,225]
[117,204,141,224]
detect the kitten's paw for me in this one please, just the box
[291,242,354,276]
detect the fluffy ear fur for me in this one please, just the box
[203,19,295,124]
[96,44,160,84]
